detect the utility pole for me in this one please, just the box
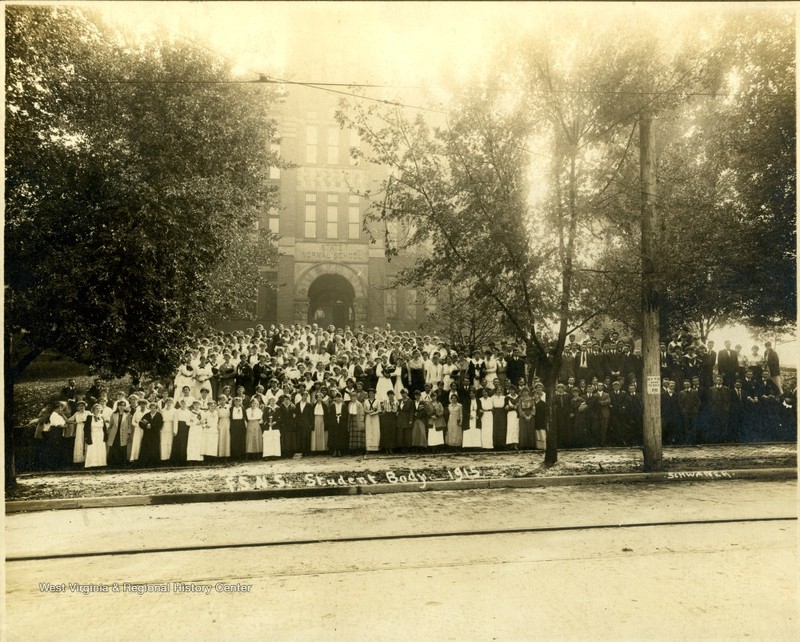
[640,110,663,471]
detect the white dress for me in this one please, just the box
[160,407,175,460]
[186,411,205,461]
[84,416,108,468]
[173,365,195,400]
[375,363,395,403]
[506,396,520,445]
[262,408,281,458]
[462,399,482,448]
[203,410,219,456]
[480,397,494,449]
[71,411,89,463]
[364,398,381,451]
[129,408,145,461]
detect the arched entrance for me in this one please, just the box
[307,273,355,328]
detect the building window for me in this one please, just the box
[326,193,339,239]
[269,143,280,179]
[306,126,317,164]
[348,195,360,239]
[424,295,437,316]
[385,290,397,318]
[347,129,361,165]
[304,193,317,238]
[327,127,339,165]
[405,289,417,319]
[267,206,280,234]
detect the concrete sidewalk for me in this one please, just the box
[6,443,796,513]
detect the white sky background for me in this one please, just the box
[78,2,799,365]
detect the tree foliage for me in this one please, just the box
[5,5,283,380]
[338,6,795,465]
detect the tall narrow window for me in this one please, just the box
[405,289,417,319]
[326,193,339,239]
[306,126,317,164]
[348,195,360,239]
[385,290,398,318]
[304,193,317,238]
[267,206,281,234]
[269,143,281,179]
[327,127,339,164]
[348,129,360,165]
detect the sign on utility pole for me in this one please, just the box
[640,110,663,471]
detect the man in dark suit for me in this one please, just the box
[677,380,701,444]
[701,341,717,391]
[729,380,746,443]
[660,381,681,445]
[575,344,592,385]
[625,383,643,445]
[506,347,526,388]
[717,341,738,389]
[593,382,612,446]
[553,383,572,448]
[659,343,670,380]
[763,341,782,394]
[276,394,298,457]
[708,376,731,442]
[608,381,628,445]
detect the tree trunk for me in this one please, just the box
[5,338,45,489]
[543,359,560,466]
[640,111,663,472]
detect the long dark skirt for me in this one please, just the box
[492,408,507,450]
[380,414,398,449]
[229,418,247,459]
[171,422,189,462]
[518,414,535,449]
[328,420,349,452]
[139,429,160,466]
[281,429,299,456]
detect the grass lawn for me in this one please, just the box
[11,353,132,426]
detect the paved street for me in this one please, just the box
[5,480,797,640]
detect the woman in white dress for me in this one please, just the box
[479,388,494,449]
[461,389,482,448]
[505,388,520,449]
[160,398,175,461]
[245,398,263,458]
[203,401,219,459]
[83,404,108,469]
[375,356,395,403]
[173,356,195,401]
[69,400,90,465]
[310,392,327,452]
[185,401,205,462]
[262,398,281,458]
[129,399,147,462]
[194,356,213,400]
[216,395,231,458]
[427,398,446,448]
[364,389,381,454]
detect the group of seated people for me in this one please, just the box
[27,323,795,470]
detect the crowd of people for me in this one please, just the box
[28,323,795,471]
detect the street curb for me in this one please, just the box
[5,467,796,514]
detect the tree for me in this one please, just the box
[5,6,283,485]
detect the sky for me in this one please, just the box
[68,1,800,365]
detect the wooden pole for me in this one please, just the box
[640,111,663,471]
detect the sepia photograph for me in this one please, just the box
[4,1,797,640]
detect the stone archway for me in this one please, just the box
[294,262,368,327]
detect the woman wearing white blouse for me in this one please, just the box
[160,399,175,461]
[216,396,231,458]
[479,388,494,449]
[462,389,482,449]
[203,401,219,458]
[185,402,205,462]
[311,393,327,452]
[245,398,264,457]
[83,404,108,469]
